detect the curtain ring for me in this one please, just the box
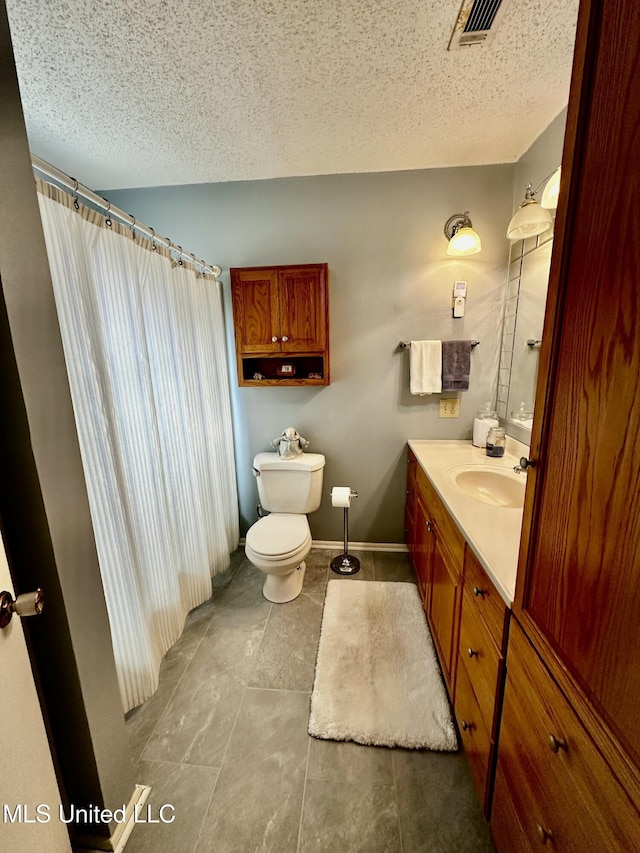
[104,201,113,227]
[149,226,157,250]
[177,245,183,266]
[129,214,136,239]
[72,178,80,210]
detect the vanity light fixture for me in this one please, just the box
[541,166,561,209]
[444,211,482,256]
[506,184,553,241]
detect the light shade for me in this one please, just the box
[507,185,553,241]
[541,166,561,209]
[444,211,481,256]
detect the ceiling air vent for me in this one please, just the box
[447,0,513,50]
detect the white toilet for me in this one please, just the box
[245,451,325,603]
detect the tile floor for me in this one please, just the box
[125,548,494,853]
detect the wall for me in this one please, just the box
[109,165,514,543]
[0,2,134,842]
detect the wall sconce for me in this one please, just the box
[541,166,561,209]
[507,167,561,241]
[444,211,482,256]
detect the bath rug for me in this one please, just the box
[309,580,458,750]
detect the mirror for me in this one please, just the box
[503,235,553,441]
[498,108,568,445]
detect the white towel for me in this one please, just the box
[410,340,442,395]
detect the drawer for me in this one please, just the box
[493,619,640,851]
[459,589,503,733]
[454,650,493,813]
[416,466,464,573]
[464,546,508,649]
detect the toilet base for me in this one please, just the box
[263,561,307,603]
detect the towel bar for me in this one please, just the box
[399,340,479,349]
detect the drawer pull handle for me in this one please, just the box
[536,824,553,845]
[473,586,485,597]
[461,720,472,731]
[547,734,568,753]
[467,648,478,658]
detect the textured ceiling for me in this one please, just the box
[6,0,579,190]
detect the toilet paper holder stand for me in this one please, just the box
[330,490,360,575]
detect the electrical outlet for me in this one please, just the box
[439,398,460,418]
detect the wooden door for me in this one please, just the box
[413,492,434,609]
[0,532,72,853]
[278,265,327,353]
[231,267,281,353]
[515,0,640,770]
[429,539,460,690]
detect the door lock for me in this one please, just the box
[0,589,44,629]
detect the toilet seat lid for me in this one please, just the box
[246,514,310,558]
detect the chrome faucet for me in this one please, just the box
[513,456,536,474]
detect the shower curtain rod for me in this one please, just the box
[31,154,221,276]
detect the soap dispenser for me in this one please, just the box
[473,403,499,448]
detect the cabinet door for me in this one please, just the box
[404,452,417,558]
[515,0,640,770]
[413,492,433,609]
[429,538,460,690]
[231,268,281,353]
[278,265,327,352]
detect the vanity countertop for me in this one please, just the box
[408,438,528,606]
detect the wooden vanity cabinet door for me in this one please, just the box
[492,619,640,852]
[412,491,434,610]
[278,265,327,353]
[231,268,281,353]
[454,655,493,813]
[404,450,417,558]
[429,535,461,692]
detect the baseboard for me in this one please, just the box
[311,540,408,553]
[238,537,407,553]
[73,784,151,852]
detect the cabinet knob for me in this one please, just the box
[467,647,478,658]
[271,336,279,342]
[461,720,472,731]
[282,335,289,342]
[547,734,568,753]
[473,586,485,597]
[536,824,553,845]
[426,521,433,533]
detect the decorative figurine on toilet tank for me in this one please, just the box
[271,426,310,459]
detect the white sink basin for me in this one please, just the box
[447,465,525,509]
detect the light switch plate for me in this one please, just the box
[439,398,460,418]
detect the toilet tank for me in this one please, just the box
[253,452,325,514]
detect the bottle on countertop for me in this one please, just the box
[486,426,506,457]
[473,403,499,448]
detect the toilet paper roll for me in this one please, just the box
[331,486,352,508]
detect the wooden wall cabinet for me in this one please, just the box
[230,263,329,386]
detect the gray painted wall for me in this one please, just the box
[109,166,514,543]
[512,108,567,213]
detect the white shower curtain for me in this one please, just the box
[36,181,239,712]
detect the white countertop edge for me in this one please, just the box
[408,438,529,607]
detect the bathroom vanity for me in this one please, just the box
[405,439,522,817]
